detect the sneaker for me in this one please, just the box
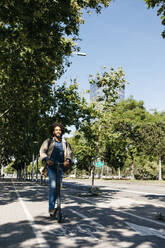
[49,209,55,217]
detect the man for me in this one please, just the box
[39,122,73,217]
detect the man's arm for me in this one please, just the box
[64,142,73,167]
[66,142,73,161]
[39,138,50,161]
[39,138,54,166]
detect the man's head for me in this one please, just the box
[51,122,64,138]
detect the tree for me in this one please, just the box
[0,0,112,175]
[68,131,97,173]
[67,67,127,177]
[70,67,128,180]
[0,0,112,78]
[89,67,126,109]
[144,0,165,38]
[99,98,150,179]
[141,113,165,180]
[0,0,112,125]
[89,67,127,177]
[0,80,95,177]
[4,162,15,175]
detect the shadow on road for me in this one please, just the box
[0,220,36,248]
[0,179,48,206]
[0,179,165,248]
[145,194,165,203]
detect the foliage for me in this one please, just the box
[134,156,158,180]
[89,67,127,109]
[0,81,94,173]
[141,113,165,160]
[4,162,15,174]
[144,0,165,38]
[68,67,128,172]
[68,132,96,172]
[1,0,165,179]
[99,98,149,177]
[0,0,112,173]
[68,96,165,180]
[107,100,165,179]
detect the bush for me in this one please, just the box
[134,161,158,180]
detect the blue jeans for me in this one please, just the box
[47,166,63,211]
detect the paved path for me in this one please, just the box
[0,178,165,248]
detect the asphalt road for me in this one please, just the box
[0,178,165,248]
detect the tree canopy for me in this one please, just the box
[145,0,165,38]
[70,94,165,180]
[1,0,165,177]
[0,0,112,171]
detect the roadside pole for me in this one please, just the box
[1,164,4,176]
[158,157,162,181]
[32,154,35,180]
[92,166,95,188]
[36,155,39,180]
[118,166,121,179]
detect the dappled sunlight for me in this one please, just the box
[0,220,36,248]
[1,179,165,247]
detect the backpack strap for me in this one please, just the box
[47,138,53,153]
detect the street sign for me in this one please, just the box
[95,161,104,167]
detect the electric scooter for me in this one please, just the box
[50,161,73,222]
[55,162,63,223]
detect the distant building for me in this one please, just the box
[90,83,125,103]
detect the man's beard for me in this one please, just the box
[54,133,62,139]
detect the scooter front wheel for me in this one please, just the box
[56,208,62,223]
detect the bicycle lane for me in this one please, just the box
[7,180,96,248]
[61,188,165,248]
[0,180,46,248]
[3,180,165,248]
[35,182,165,248]
[9,181,77,248]
[5,180,115,248]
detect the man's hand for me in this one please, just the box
[63,160,70,167]
[47,160,54,166]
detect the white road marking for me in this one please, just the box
[126,222,165,239]
[120,189,165,196]
[11,180,165,245]
[70,195,165,228]
[42,208,103,243]
[65,180,165,196]
[12,181,50,248]
[122,211,165,228]
[68,208,104,229]
[67,208,107,242]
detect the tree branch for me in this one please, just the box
[0,108,10,119]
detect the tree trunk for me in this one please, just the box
[130,156,135,180]
[107,165,110,177]
[118,166,121,179]
[17,168,22,180]
[36,156,39,179]
[1,164,4,176]
[32,154,35,180]
[25,164,28,180]
[158,156,162,181]
[101,164,104,178]
[74,167,77,178]
[91,166,95,188]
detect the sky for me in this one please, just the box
[59,0,165,113]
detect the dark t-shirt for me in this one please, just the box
[50,141,64,164]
